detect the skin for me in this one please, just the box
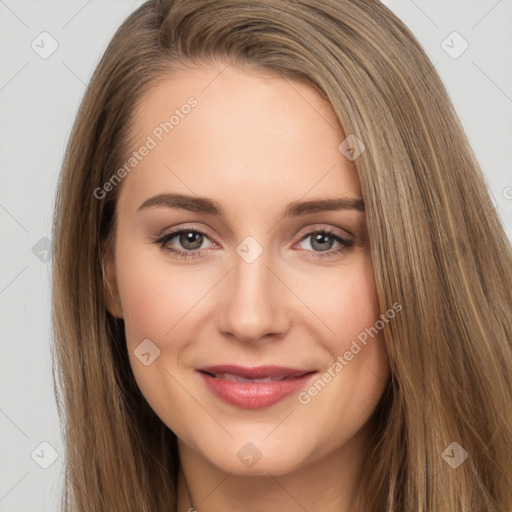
[104,61,391,512]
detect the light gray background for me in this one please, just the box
[1,1,511,510]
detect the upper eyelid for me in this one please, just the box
[295,224,353,240]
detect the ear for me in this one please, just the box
[102,238,124,319]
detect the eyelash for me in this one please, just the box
[152,226,354,261]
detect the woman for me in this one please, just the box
[51,0,512,510]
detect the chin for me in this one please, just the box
[193,435,314,477]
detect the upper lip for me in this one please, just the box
[197,365,316,379]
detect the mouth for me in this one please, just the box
[196,365,317,409]
[202,372,309,382]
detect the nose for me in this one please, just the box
[216,246,291,344]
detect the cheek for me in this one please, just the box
[305,256,389,404]
[114,234,203,347]
[304,255,380,354]
[116,259,172,346]
[113,239,200,430]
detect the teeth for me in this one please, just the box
[213,372,291,383]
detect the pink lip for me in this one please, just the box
[196,365,317,409]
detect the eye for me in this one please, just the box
[153,228,215,260]
[295,228,354,259]
[152,226,354,261]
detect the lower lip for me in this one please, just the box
[198,372,316,409]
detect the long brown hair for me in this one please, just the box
[51,0,512,510]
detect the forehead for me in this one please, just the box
[118,63,361,215]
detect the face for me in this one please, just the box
[104,62,391,476]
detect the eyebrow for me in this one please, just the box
[137,193,365,217]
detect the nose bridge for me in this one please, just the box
[216,237,289,342]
